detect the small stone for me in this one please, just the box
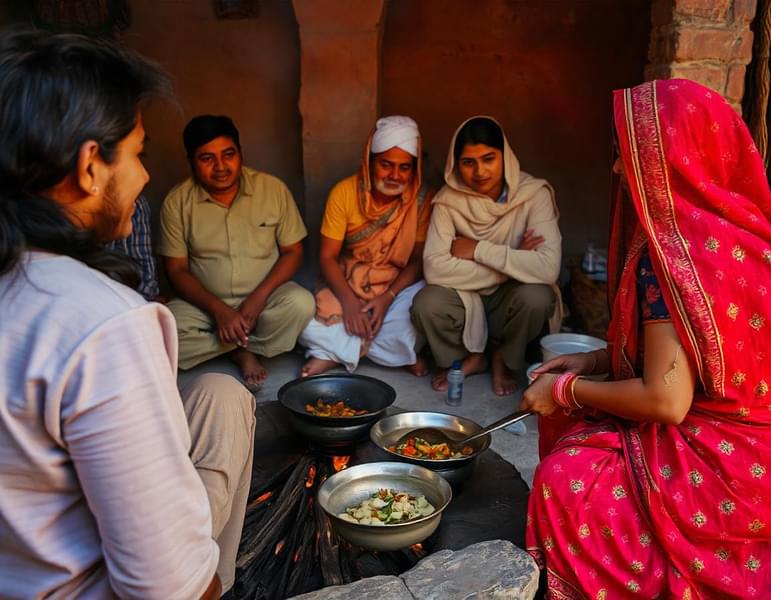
[401,540,539,600]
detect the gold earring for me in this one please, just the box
[91,186,98,194]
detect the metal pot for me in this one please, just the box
[369,412,491,484]
[540,333,606,362]
[278,374,396,448]
[317,461,452,551]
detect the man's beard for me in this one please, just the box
[373,178,407,197]
[94,176,129,242]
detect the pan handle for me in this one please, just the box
[461,410,533,445]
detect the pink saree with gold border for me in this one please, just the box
[527,80,771,599]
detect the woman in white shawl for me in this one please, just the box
[411,116,561,395]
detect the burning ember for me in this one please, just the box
[305,465,316,488]
[332,455,350,471]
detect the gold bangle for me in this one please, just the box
[569,376,583,409]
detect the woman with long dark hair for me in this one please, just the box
[0,30,252,598]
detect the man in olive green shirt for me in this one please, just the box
[159,115,314,390]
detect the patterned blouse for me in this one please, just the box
[637,250,670,323]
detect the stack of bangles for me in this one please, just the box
[552,372,583,411]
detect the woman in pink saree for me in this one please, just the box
[522,79,771,598]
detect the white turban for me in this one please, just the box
[371,115,419,157]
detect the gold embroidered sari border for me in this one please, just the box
[626,82,724,395]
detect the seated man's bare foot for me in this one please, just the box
[405,355,429,377]
[300,357,340,377]
[431,369,449,392]
[431,353,487,392]
[491,349,517,396]
[229,347,267,392]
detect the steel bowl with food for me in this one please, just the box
[278,374,395,447]
[370,412,491,484]
[317,461,452,551]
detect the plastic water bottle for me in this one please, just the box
[446,360,464,406]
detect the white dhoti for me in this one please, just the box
[299,280,425,372]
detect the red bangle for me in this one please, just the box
[552,372,577,409]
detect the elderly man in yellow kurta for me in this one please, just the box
[159,115,314,390]
[298,116,432,377]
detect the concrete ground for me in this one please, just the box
[178,350,541,487]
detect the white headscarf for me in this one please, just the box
[371,115,419,157]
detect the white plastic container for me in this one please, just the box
[540,333,606,363]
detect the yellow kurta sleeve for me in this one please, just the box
[320,176,357,241]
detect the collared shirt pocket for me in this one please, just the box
[243,220,279,259]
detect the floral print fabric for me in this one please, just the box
[527,80,771,599]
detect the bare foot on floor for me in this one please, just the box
[229,347,267,392]
[300,357,340,377]
[404,354,429,377]
[491,349,517,396]
[431,352,487,392]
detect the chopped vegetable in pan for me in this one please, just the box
[337,488,435,525]
[387,437,474,460]
[304,398,367,417]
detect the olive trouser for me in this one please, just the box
[168,281,315,370]
[410,281,556,372]
[181,373,256,593]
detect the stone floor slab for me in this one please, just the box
[400,540,539,600]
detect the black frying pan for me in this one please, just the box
[277,373,396,446]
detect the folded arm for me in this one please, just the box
[472,188,561,284]
[422,204,507,290]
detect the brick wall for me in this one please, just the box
[646,0,758,110]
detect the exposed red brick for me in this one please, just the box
[668,64,727,92]
[732,30,754,63]
[674,27,742,61]
[732,0,759,24]
[726,64,747,101]
[674,0,730,21]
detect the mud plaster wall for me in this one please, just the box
[127,0,304,222]
[0,0,304,239]
[380,0,653,255]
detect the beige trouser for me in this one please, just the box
[180,373,256,593]
[168,281,315,370]
[410,281,556,372]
